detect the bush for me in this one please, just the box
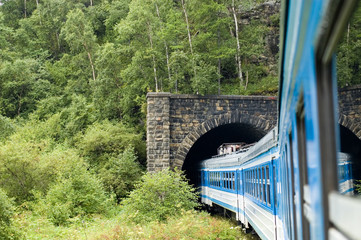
[0,131,85,203]
[76,120,146,167]
[121,169,199,223]
[46,162,112,225]
[0,188,19,240]
[0,115,15,141]
[99,147,143,202]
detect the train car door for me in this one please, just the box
[236,169,245,224]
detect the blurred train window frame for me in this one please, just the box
[295,97,311,239]
[315,0,361,239]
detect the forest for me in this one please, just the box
[0,0,280,238]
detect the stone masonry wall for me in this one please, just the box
[338,85,361,138]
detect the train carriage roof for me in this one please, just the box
[201,127,278,169]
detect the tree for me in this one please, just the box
[45,161,112,225]
[337,5,361,87]
[0,58,51,118]
[121,169,199,223]
[0,188,19,240]
[76,119,146,168]
[98,147,143,202]
[61,8,97,82]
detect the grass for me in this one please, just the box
[13,209,259,240]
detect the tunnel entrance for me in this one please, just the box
[181,123,267,186]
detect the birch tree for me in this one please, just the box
[61,8,97,82]
[230,0,243,88]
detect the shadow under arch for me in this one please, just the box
[339,114,361,140]
[338,114,361,182]
[172,110,275,185]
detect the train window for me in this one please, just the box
[229,172,231,190]
[247,171,251,194]
[253,169,256,197]
[246,171,248,194]
[266,166,271,205]
[223,172,225,189]
[273,165,277,207]
[218,172,220,187]
[258,168,261,200]
[226,172,228,189]
[258,168,262,200]
[232,172,235,190]
[262,167,266,203]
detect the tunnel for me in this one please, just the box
[181,122,267,187]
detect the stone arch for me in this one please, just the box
[172,110,274,168]
[339,114,361,140]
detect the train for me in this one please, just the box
[198,0,361,239]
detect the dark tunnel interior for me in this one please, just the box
[181,123,267,186]
[340,125,361,182]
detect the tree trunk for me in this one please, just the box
[56,32,61,51]
[181,0,193,55]
[245,70,249,90]
[181,0,197,80]
[231,0,243,87]
[90,0,93,6]
[148,22,158,92]
[217,23,221,95]
[83,42,96,82]
[24,0,27,18]
[155,3,172,91]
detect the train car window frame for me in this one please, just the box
[296,98,311,239]
[315,0,361,238]
[266,165,271,206]
[262,166,265,203]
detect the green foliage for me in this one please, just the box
[0,58,52,118]
[0,115,15,141]
[76,120,146,167]
[0,128,81,203]
[356,180,361,194]
[98,147,143,202]
[0,188,19,240]
[45,162,112,225]
[337,4,361,88]
[121,169,199,223]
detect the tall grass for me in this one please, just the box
[13,209,259,240]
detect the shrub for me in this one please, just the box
[121,169,199,223]
[98,147,143,202]
[46,162,112,225]
[76,120,146,167]
[0,115,15,141]
[0,131,85,204]
[356,180,361,194]
[0,188,19,240]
